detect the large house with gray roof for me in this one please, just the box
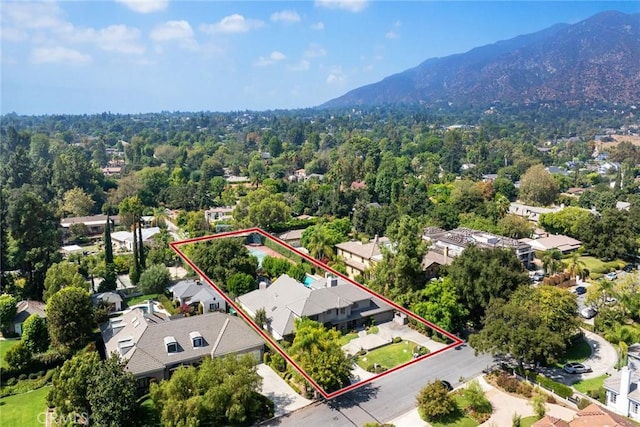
[237,274,394,340]
[168,279,227,313]
[101,307,264,390]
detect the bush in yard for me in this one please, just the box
[6,342,33,372]
[463,379,492,414]
[393,336,402,343]
[270,353,286,373]
[6,378,17,386]
[138,264,171,294]
[535,374,573,399]
[416,380,457,421]
[22,314,49,354]
[578,398,591,409]
[496,372,521,393]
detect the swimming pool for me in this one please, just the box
[249,248,267,267]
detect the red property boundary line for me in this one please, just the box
[170,227,464,400]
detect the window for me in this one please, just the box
[190,331,203,348]
[610,392,617,404]
[167,342,177,353]
[633,403,639,414]
[340,308,346,314]
[209,302,219,311]
[193,337,203,347]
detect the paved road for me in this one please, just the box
[261,343,493,426]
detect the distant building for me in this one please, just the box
[61,214,119,237]
[423,227,534,267]
[509,202,564,223]
[10,300,46,336]
[335,236,391,279]
[111,227,160,252]
[520,235,582,254]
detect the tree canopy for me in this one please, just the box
[190,238,258,292]
[47,286,94,351]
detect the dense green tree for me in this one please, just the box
[190,238,258,291]
[416,380,456,422]
[538,207,593,238]
[470,286,578,367]
[47,287,94,351]
[498,214,533,239]
[5,341,32,371]
[289,318,352,394]
[540,249,563,276]
[226,272,257,296]
[0,293,17,334]
[518,164,559,206]
[43,261,88,302]
[150,354,270,426]
[371,215,428,301]
[260,256,292,278]
[7,186,61,299]
[21,313,49,353]
[48,350,100,420]
[60,187,95,218]
[138,264,171,294]
[411,277,469,333]
[449,246,529,325]
[578,208,637,260]
[87,355,138,427]
[147,229,176,266]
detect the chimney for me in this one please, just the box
[444,247,449,263]
[259,281,268,290]
[147,300,154,315]
[618,366,632,414]
[326,275,338,288]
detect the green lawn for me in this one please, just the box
[429,395,479,427]
[520,415,539,427]
[0,338,20,369]
[127,293,162,306]
[566,256,626,279]
[0,386,50,426]
[337,332,359,347]
[554,336,592,368]
[127,293,179,315]
[573,374,607,394]
[356,341,421,370]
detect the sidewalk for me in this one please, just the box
[387,376,577,427]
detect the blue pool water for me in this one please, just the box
[249,248,267,267]
[303,274,315,288]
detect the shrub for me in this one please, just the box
[271,353,286,373]
[6,378,17,386]
[138,264,171,294]
[263,352,271,365]
[392,337,402,343]
[578,398,591,409]
[28,372,38,380]
[535,374,573,399]
[358,349,367,356]
[44,369,56,383]
[413,345,429,356]
[365,363,375,372]
[496,372,521,393]
[517,382,533,398]
[18,373,28,381]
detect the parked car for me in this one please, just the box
[605,272,618,280]
[563,362,592,374]
[573,286,587,295]
[440,380,453,391]
[623,263,636,273]
[580,307,598,319]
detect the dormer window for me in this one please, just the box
[164,336,178,353]
[189,331,203,348]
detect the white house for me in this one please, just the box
[111,227,160,252]
[168,279,227,313]
[604,366,640,421]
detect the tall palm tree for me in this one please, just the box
[151,206,168,228]
[541,249,562,276]
[565,252,587,281]
[305,227,335,263]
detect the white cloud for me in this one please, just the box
[30,46,91,64]
[271,10,301,24]
[115,0,168,14]
[254,51,286,67]
[304,43,326,58]
[385,31,399,39]
[1,27,28,42]
[58,24,145,55]
[310,22,325,30]
[288,60,310,71]
[200,14,264,34]
[326,66,346,84]
[315,0,368,13]
[1,1,66,30]
[150,20,197,50]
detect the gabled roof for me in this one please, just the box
[61,215,119,227]
[169,279,222,302]
[276,229,306,241]
[103,310,264,376]
[532,415,570,427]
[13,300,47,323]
[111,227,160,243]
[335,237,390,261]
[570,403,636,427]
[522,235,582,252]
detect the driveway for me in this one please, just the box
[256,363,312,417]
[342,321,450,356]
[537,328,618,385]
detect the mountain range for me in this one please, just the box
[321,11,640,109]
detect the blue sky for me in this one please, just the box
[1,1,638,114]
